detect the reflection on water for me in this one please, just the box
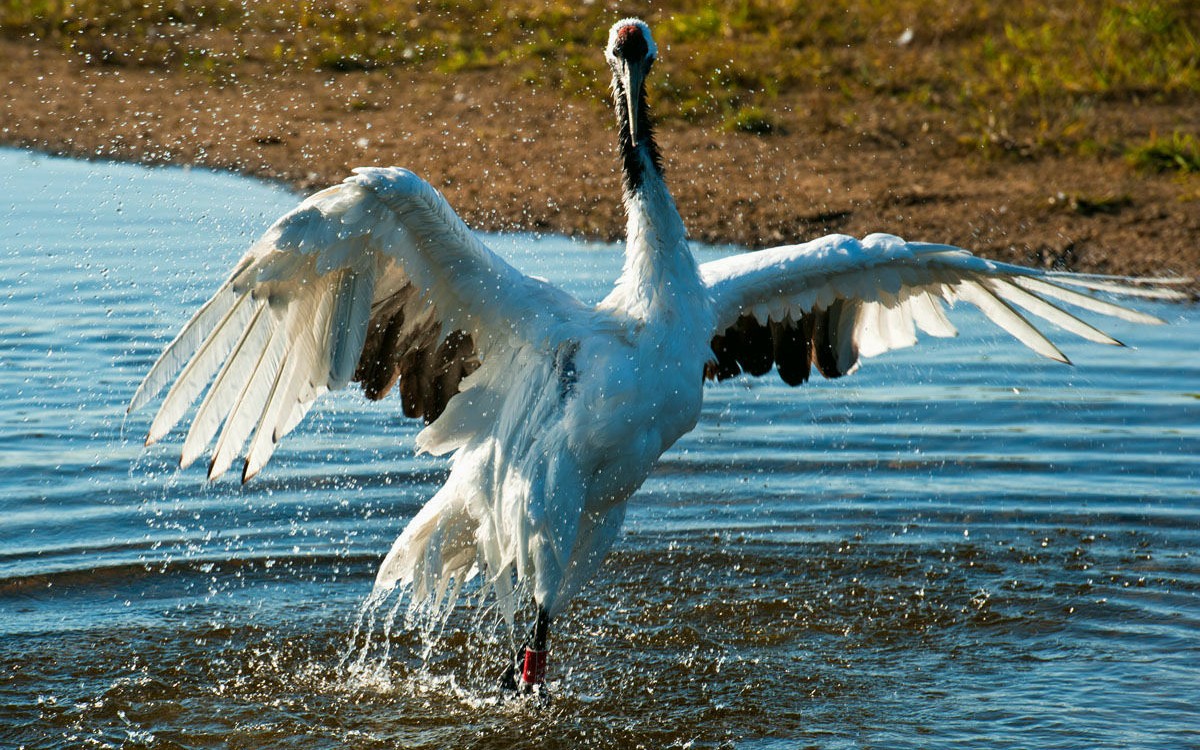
[1,149,1197,749]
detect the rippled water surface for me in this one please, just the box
[2,149,1198,749]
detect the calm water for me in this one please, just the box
[1,148,1198,749]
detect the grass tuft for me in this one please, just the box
[1127,132,1200,174]
[726,106,778,135]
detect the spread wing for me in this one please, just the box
[129,167,585,482]
[700,233,1186,384]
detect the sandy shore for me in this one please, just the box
[2,38,1197,277]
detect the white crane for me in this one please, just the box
[130,18,1183,694]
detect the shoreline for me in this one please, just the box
[3,38,1197,278]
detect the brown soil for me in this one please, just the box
[2,38,1197,278]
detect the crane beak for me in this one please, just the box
[619,61,646,147]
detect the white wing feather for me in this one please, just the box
[131,167,585,481]
[702,233,1186,375]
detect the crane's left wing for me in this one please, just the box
[700,233,1186,384]
[129,167,586,482]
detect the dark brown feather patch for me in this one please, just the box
[810,302,842,378]
[707,302,859,386]
[732,315,774,376]
[352,284,479,424]
[770,316,813,386]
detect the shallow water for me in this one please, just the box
[1,148,1198,749]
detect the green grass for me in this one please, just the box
[1127,132,1200,174]
[2,0,1197,155]
[1049,192,1135,216]
[725,105,778,135]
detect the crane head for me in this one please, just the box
[606,19,657,147]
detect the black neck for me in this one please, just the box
[614,81,663,194]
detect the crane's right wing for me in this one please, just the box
[700,233,1188,384]
[129,167,587,482]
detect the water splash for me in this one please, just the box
[339,585,402,689]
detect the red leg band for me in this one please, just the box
[521,648,548,685]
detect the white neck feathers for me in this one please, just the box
[603,166,703,322]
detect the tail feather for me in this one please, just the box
[375,490,476,591]
[373,344,600,628]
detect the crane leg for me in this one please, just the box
[499,606,552,698]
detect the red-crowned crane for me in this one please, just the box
[130,18,1184,696]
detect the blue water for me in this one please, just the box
[1,148,1197,749]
